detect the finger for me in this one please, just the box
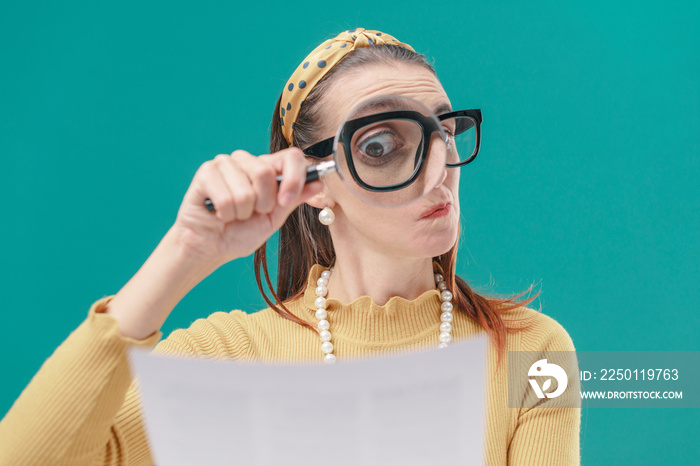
[267,147,308,206]
[298,179,325,202]
[199,159,237,223]
[267,178,325,229]
[217,154,257,221]
[235,154,277,215]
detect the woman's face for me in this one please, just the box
[308,62,460,260]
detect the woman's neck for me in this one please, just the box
[325,252,436,306]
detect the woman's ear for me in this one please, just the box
[302,158,337,209]
[304,187,334,210]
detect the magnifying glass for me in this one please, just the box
[205,94,460,211]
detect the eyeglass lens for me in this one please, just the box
[442,116,478,165]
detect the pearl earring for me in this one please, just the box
[318,206,335,225]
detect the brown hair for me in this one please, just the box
[254,44,538,367]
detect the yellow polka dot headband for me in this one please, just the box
[279,27,416,147]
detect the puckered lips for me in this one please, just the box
[420,202,451,219]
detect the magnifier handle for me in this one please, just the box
[204,161,335,213]
[275,165,321,185]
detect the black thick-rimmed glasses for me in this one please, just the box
[302,108,483,169]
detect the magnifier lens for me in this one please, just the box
[331,95,448,208]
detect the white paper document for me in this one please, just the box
[128,334,488,466]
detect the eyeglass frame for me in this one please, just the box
[300,108,482,192]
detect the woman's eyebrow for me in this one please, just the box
[352,98,453,117]
[433,103,453,115]
[352,96,403,114]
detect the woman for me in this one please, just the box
[0,28,580,465]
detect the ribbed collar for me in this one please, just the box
[296,263,446,346]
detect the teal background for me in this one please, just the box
[1,1,697,464]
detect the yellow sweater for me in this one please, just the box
[0,264,580,465]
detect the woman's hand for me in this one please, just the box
[105,147,324,340]
[172,147,324,268]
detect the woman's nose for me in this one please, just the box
[433,167,447,188]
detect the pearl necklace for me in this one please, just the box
[313,266,455,364]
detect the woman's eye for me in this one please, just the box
[358,131,397,159]
[443,129,455,149]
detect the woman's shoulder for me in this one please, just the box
[152,307,254,359]
[497,304,578,353]
[151,296,308,359]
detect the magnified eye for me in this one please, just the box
[357,130,399,162]
[350,119,416,171]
